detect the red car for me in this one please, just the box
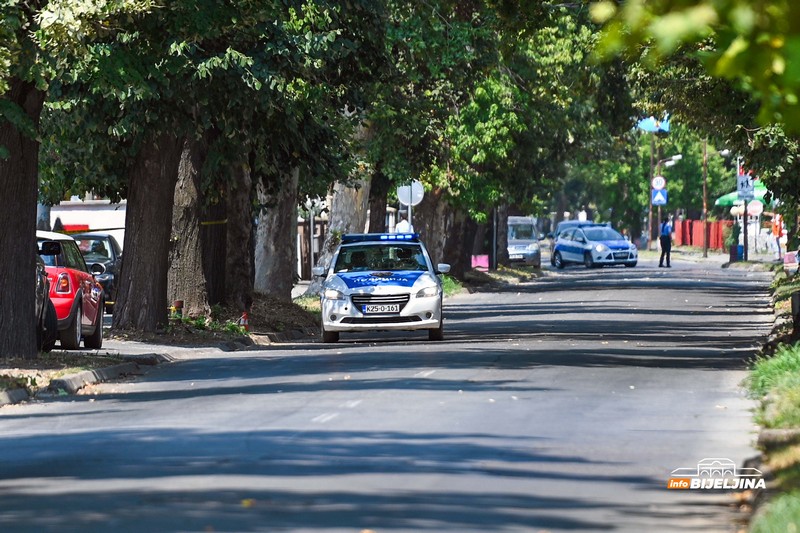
[36,231,105,350]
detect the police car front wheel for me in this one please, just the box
[321,327,339,343]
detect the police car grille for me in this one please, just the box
[341,316,422,324]
[351,294,410,309]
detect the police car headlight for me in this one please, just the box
[526,243,540,251]
[594,244,609,253]
[629,244,638,251]
[323,288,345,300]
[416,286,439,298]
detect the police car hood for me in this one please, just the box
[594,239,632,250]
[334,270,433,291]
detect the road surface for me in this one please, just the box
[0,256,774,532]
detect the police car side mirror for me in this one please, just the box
[312,266,327,277]
[436,263,451,274]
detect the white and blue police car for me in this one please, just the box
[312,233,451,343]
[552,225,637,269]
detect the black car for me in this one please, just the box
[72,232,122,313]
[36,242,60,352]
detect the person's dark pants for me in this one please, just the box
[659,236,671,267]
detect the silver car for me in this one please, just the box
[313,233,451,343]
[507,216,541,267]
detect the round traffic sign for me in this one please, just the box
[652,176,666,190]
[397,180,424,206]
[747,201,764,216]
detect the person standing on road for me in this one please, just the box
[659,216,672,268]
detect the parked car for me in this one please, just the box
[72,232,122,313]
[37,231,105,349]
[548,221,608,265]
[507,216,542,268]
[552,225,638,269]
[313,233,451,343]
[36,243,60,352]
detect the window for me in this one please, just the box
[63,241,89,272]
[508,224,536,240]
[584,227,624,241]
[335,244,427,273]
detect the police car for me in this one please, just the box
[312,233,450,343]
[552,225,637,268]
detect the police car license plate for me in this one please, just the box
[510,254,523,260]
[363,304,400,314]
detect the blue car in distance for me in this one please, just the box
[552,225,637,269]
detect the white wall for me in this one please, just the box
[49,200,127,249]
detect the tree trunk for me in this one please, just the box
[413,186,449,265]
[225,159,254,313]
[254,167,300,301]
[202,197,228,306]
[113,133,184,331]
[168,137,211,319]
[442,209,476,279]
[0,79,45,358]
[368,168,389,233]
[497,204,509,266]
[306,178,371,294]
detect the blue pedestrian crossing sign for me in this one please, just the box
[652,189,668,206]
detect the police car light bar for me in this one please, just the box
[341,233,420,244]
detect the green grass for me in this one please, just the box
[748,343,800,399]
[750,491,800,533]
[760,372,800,428]
[293,294,322,320]
[168,315,247,335]
[773,272,800,303]
[441,274,463,297]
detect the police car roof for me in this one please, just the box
[341,233,420,244]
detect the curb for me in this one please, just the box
[0,388,30,406]
[0,333,311,408]
[1,358,152,408]
[48,362,141,395]
[249,327,318,345]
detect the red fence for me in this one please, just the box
[673,220,732,250]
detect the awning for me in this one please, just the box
[714,180,773,207]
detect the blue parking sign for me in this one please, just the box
[652,189,668,206]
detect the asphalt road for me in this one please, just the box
[0,255,775,532]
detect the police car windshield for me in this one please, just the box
[334,244,427,273]
[584,227,624,241]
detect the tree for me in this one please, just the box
[592,0,800,130]
[1,0,153,357]
[40,1,389,324]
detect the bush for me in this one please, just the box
[750,491,800,533]
[761,372,800,428]
[748,343,800,399]
[723,222,741,248]
[441,274,463,297]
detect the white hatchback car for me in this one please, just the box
[313,233,450,343]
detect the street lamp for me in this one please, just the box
[648,153,682,250]
[702,141,731,257]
